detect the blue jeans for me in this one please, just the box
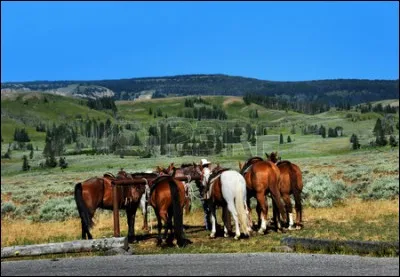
[201,198,212,230]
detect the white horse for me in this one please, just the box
[204,169,250,240]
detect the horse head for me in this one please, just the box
[126,183,147,204]
[265,152,281,164]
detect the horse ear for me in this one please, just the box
[265,152,269,158]
[238,161,243,170]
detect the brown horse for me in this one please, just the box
[148,175,192,247]
[74,170,146,243]
[156,162,203,214]
[266,152,303,230]
[239,157,287,233]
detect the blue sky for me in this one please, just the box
[1,1,398,82]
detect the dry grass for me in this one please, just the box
[2,198,398,256]
[222,97,243,107]
[304,198,399,223]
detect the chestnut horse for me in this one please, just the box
[74,170,146,243]
[156,162,203,214]
[148,175,192,247]
[239,157,287,233]
[266,152,303,230]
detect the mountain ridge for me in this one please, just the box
[1,74,398,106]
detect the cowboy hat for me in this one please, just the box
[200,158,211,166]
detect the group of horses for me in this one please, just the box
[73,151,303,247]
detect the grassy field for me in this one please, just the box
[1,93,399,258]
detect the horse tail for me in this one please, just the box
[74,182,94,230]
[235,181,250,236]
[167,179,186,247]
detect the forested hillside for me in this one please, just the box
[2,75,398,107]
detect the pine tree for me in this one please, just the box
[59,157,68,170]
[376,129,388,146]
[133,133,141,146]
[320,125,326,138]
[389,135,398,147]
[29,148,34,159]
[351,134,361,150]
[22,155,30,171]
[215,137,223,154]
[373,118,383,137]
[250,133,256,146]
[287,136,292,143]
[279,133,284,144]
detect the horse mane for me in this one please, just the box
[241,156,264,174]
[276,160,292,166]
[247,156,264,163]
[180,163,194,168]
[130,172,159,178]
[149,175,174,195]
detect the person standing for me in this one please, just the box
[200,158,212,230]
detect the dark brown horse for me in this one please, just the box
[239,157,287,233]
[266,152,304,230]
[74,170,146,243]
[148,175,192,247]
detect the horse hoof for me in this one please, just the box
[210,234,216,239]
[296,225,302,230]
[224,233,229,238]
[258,229,265,235]
[234,236,240,240]
[288,226,295,231]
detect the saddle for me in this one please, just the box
[204,168,230,200]
[103,171,147,206]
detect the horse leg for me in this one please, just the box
[270,192,287,232]
[165,207,174,246]
[246,197,254,230]
[282,194,294,230]
[156,212,163,246]
[227,201,240,240]
[85,209,95,240]
[141,196,149,231]
[256,192,268,234]
[255,202,262,229]
[158,209,169,245]
[126,205,138,243]
[294,190,303,230]
[209,203,217,238]
[222,206,232,238]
